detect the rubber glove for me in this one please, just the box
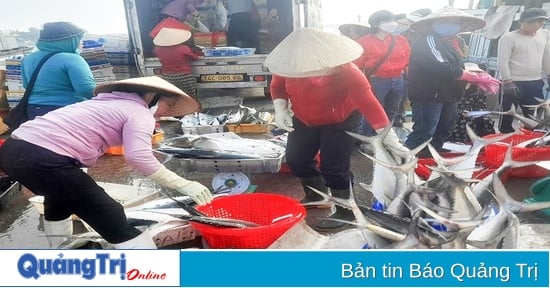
[148,166,212,205]
[273,98,294,132]
[375,127,409,152]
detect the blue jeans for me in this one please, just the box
[405,101,458,151]
[27,104,63,120]
[359,75,405,136]
[498,79,544,133]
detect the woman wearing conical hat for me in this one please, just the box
[152,27,200,98]
[264,28,408,231]
[404,6,499,154]
[0,76,210,249]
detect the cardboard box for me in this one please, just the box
[226,123,268,134]
[193,32,227,47]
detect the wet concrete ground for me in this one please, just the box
[0,89,549,248]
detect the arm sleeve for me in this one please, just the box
[346,65,390,130]
[415,35,463,80]
[270,75,290,100]
[66,55,96,99]
[122,113,163,176]
[182,45,200,60]
[497,34,513,81]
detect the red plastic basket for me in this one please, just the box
[415,152,497,181]
[193,193,306,249]
[484,131,550,178]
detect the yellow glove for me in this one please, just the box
[148,166,212,205]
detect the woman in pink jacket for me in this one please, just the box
[0,77,211,249]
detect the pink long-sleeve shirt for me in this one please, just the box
[12,92,162,176]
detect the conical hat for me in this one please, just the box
[94,76,200,117]
[410,6,486,33]
[153,28,192,46]
[264,28,363,78]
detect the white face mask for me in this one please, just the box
[149,104,159,115]
[379,21,398,33]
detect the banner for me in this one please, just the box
[180,250,549,288]
[1,249,548,287]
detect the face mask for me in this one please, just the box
[432,22,462,36]
[392,23,410,35]
[379,21,398,33]
[149,104,159,115]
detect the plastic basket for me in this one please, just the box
[415,152,499,181]
[192,193,306,249]
[484,131,550,178]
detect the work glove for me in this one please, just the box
[459,71,501,94]
[375,127,409,152]
[273,98,294,132]
[148,166,212,205]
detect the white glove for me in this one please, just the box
[375,127,409,152]
[273,98,294,132]
[148,166,212,205]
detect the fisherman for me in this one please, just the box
[226,0,261,48]
[0,76,212,249]
[404,7,500,155]
[264,28,408,231]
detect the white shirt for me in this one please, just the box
[497,29,550,81]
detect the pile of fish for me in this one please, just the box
[271,124,550,249]
[156,132,285,160]
[179,106,273,129]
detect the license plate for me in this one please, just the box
[200,74,244,82]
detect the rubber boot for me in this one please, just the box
[44,217,73,248]
[299,176,331,208]
[313,189,355,231]
[113,230,157,249]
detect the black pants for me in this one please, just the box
[499,79,544,133]
[286,111,360,190]
[0,138,140,243]
[227,12,259,48]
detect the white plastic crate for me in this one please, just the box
[177,152,285,173]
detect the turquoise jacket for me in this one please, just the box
[22,36,96,106]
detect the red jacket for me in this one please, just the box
[353,34,410,78]
[270,63,389,129]
[153,44,199,74]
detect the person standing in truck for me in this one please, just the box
[152,27,200,98]
[226,0,261,48]
[160,0,203,23]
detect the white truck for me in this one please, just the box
[123,0,322,96]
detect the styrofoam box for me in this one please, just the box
[181,125,225,135]
[177,152,285,173]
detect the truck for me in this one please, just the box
[123,0,323,97]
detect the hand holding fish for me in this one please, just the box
[376,126,409,152]
[273,98,294,132]
[147,166,212,205]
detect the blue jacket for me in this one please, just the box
[22,38,96,107]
